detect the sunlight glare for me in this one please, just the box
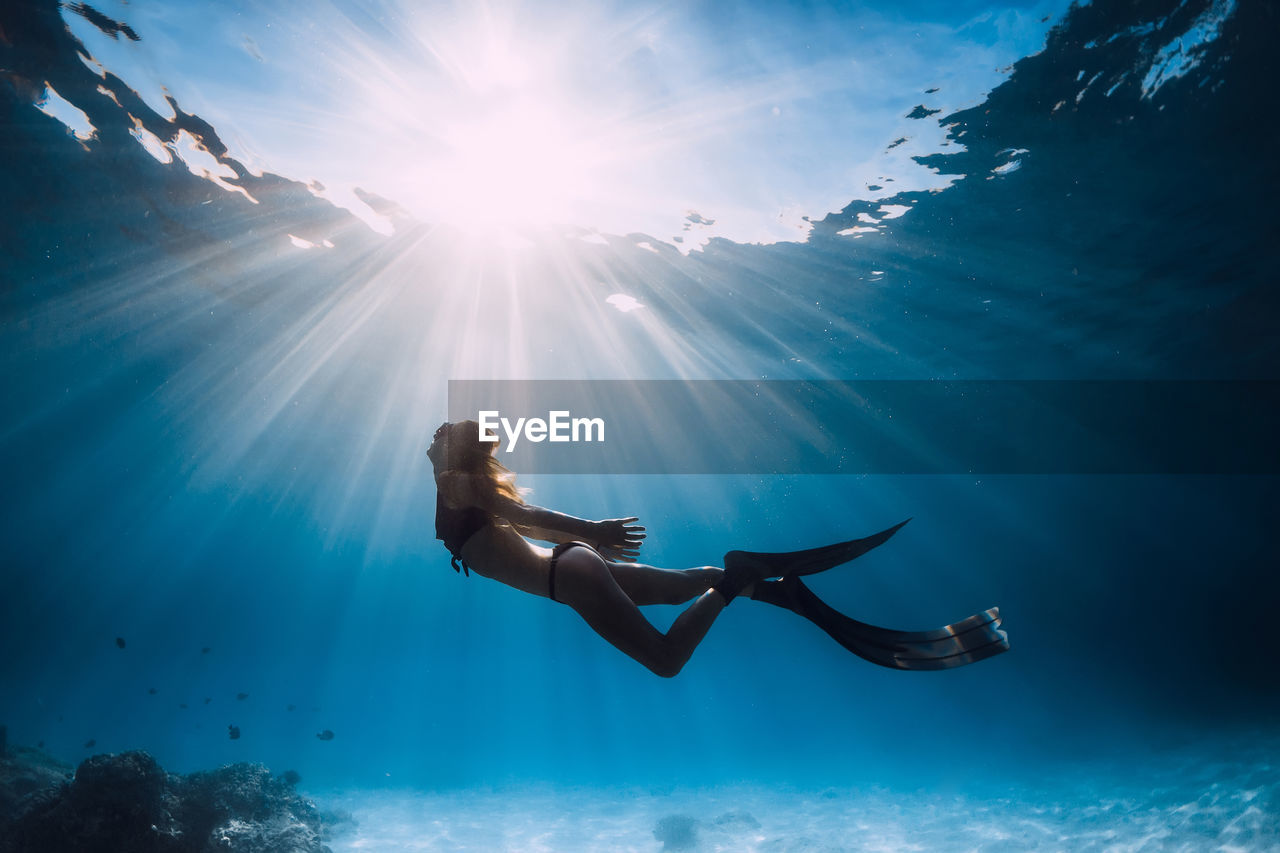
[383,19,611,234]
[55,0,1080,247]
[428,96,596,230]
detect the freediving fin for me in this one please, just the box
[724,518,911,581]
[750,575,1010,671]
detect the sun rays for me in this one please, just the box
[56,0,1074,251]
[18,0,1085,559]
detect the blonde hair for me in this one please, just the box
[437,420,524,503]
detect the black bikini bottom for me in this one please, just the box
[547,540,598,603]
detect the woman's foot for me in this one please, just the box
[714,551,782,604]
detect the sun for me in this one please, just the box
[430,95,596,230]
[375,28,612,235]
[328,6,702,243]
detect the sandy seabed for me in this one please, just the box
[320,747,1279,852]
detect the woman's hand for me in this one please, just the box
[594,517,646,563]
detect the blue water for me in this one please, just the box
[2,0,1278,847]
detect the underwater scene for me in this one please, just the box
[2,0,1278,849]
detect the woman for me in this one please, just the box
[429,420,1009,677]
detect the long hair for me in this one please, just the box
[436,419,524,503]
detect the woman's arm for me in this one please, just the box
[510,511,645,561]
[509,520,578,545]
[515,505,645,560]
[496,498,604,541]
[444,473,644,557]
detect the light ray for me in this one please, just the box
[58,0,1076,248]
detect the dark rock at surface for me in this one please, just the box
[0,747,331,853]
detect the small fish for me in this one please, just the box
[286,704,296,712]
[204,697,212,704]
[179,703,189,709]
[201,647,211,654]
[115,637,126,649]
[236,693,249,701]
[83,739,96,749]
[37,741,44,749]
[148,688,158,695]
[316,730,335,741]
[228,725,240,740]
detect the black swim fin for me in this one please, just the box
[724,518,911,580]
[750,575,1009,671]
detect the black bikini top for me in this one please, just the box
[435,495,489,576]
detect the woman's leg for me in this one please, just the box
[553,546,725,678]
[607,562,724,605]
